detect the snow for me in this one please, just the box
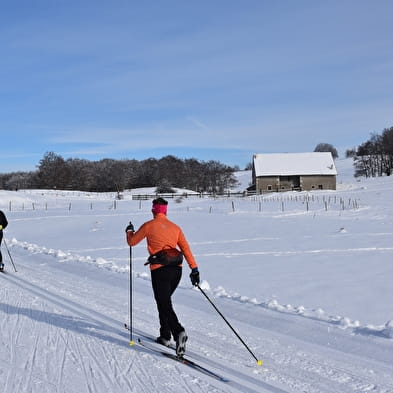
[253,152,337,176]
[1,158,393,392]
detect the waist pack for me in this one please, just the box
[145,247,183,267]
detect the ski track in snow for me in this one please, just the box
[0,257,273,393]
[1,241,393,392]
[6,236,393,340]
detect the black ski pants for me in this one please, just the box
[0,231,3,263]
[151,265,184,341]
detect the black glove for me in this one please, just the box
[125,222,135,232]
[189,268,200,286]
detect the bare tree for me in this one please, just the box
[36,152,70,189]
[353,128,393,177]
[314,143,338,159]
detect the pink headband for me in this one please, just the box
[152,204,167,215]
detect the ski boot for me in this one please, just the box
[176,330,188,357]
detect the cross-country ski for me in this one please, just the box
[136,338,230,383]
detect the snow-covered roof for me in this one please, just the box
[253,152,337,176]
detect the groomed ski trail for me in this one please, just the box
[0,249,273,393]
[0,244,393,393]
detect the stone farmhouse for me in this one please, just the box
[252,152,337,193]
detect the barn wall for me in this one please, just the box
[300,175,336,191]
[255,175,336,193]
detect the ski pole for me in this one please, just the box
[3,238,17,272]
[197,284,262,366]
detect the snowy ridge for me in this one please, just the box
[7,237,130,273]
[7,236,393,341]
[212,285,393,339]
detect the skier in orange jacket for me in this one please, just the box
[126,197,200,356]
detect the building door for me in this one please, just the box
[292,176,300,189]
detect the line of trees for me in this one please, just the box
[0,152,239,193]
[346,127,393,177]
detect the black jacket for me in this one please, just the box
[0,210,8,230]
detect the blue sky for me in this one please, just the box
[1,0,393,172]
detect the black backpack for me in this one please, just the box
[0,211,7,230]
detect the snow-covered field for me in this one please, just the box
[1,159,393,393]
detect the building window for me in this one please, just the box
[267,185,272,191]
[318,185,323,190]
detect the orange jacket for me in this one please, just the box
[126,213,198,271]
